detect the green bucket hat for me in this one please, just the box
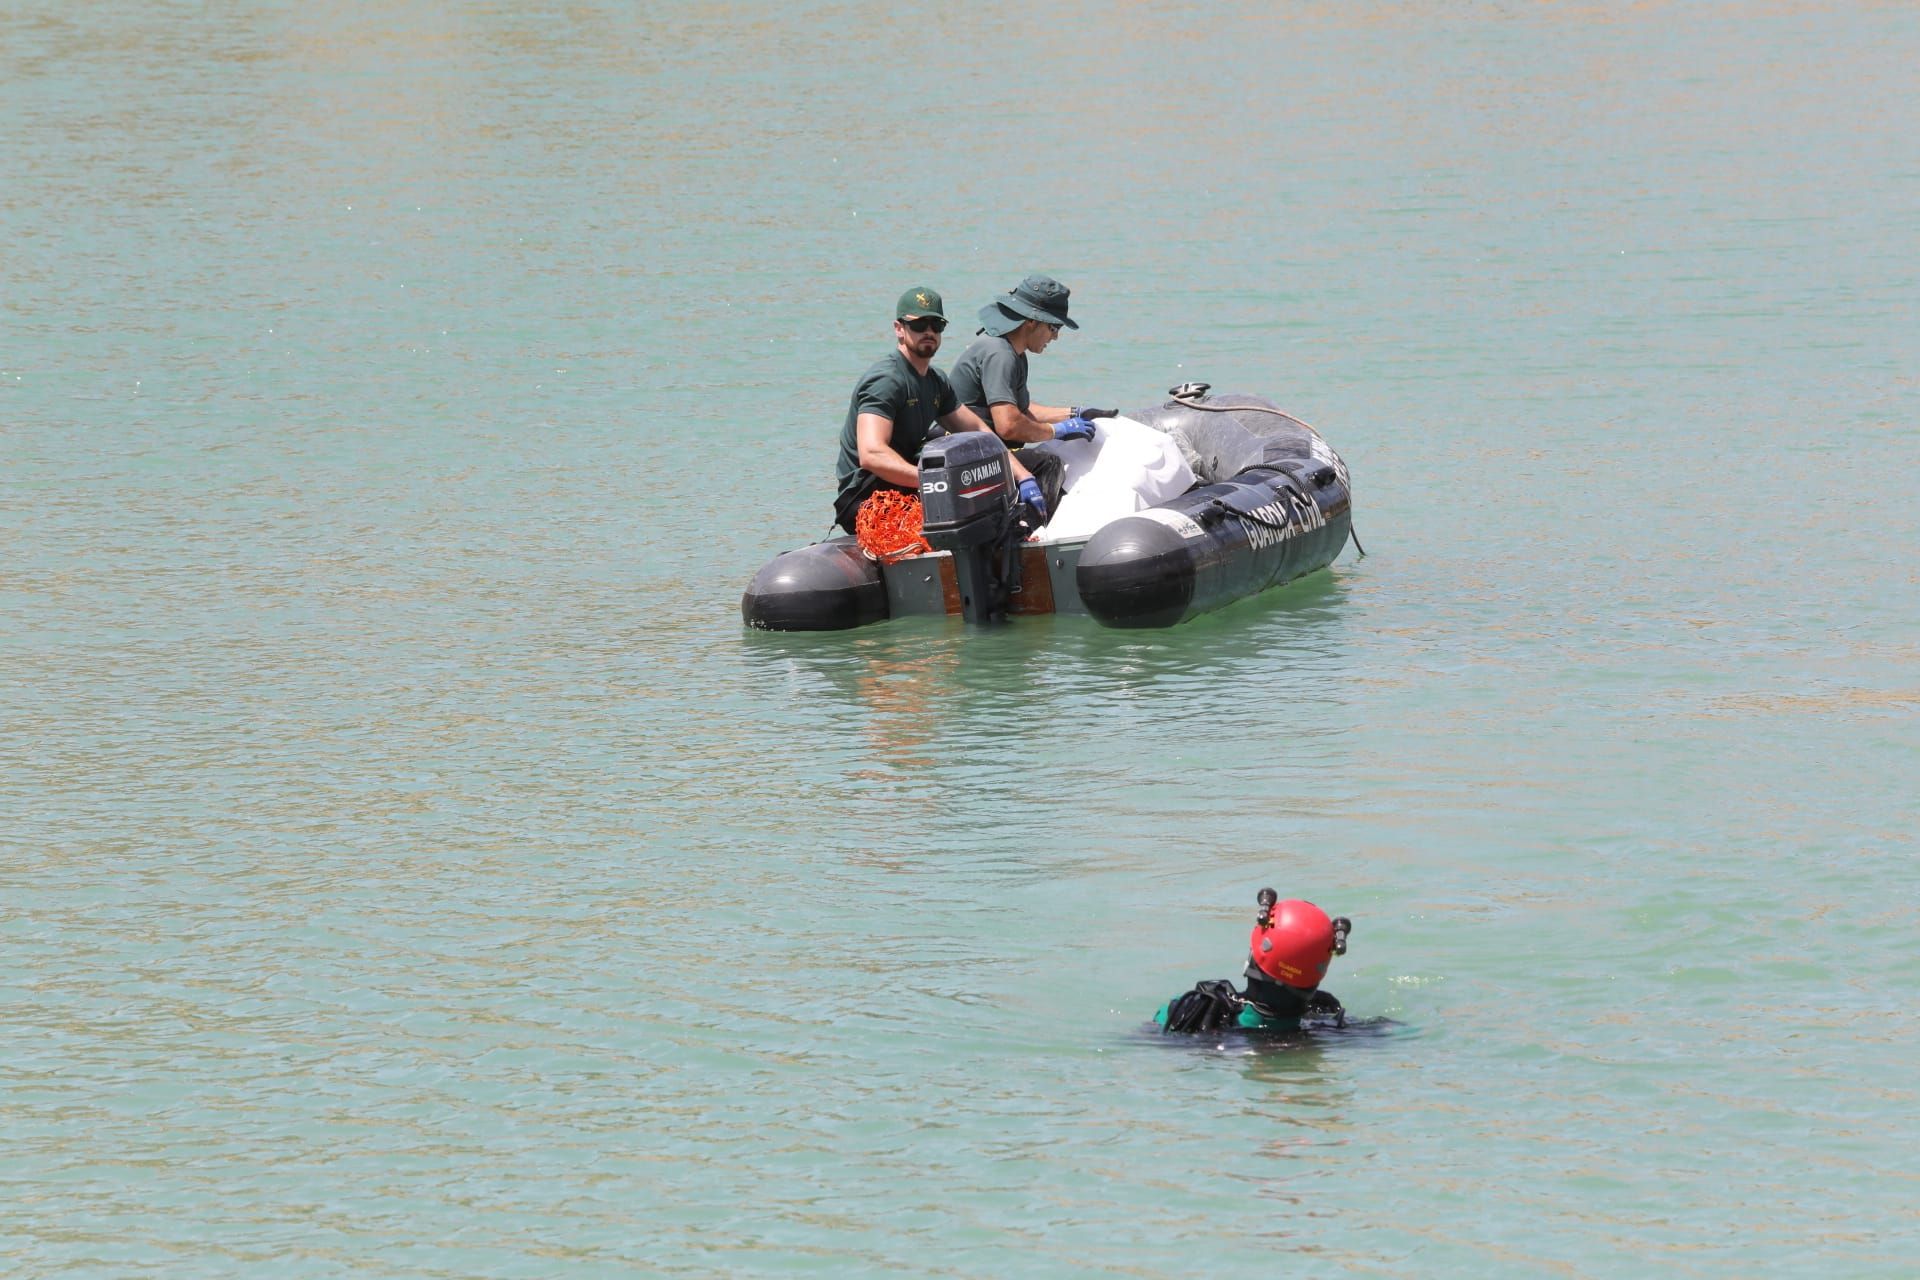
[895,286,946,321]
[977,274,1079,337]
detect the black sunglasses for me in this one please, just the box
[901,316,947,334]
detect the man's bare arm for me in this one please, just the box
[938,406,1032,482]
[854,414,920,488]
[987,402,1061,444]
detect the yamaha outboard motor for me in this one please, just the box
[917,433,1020,624]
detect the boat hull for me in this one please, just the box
[1076,457,1351,628]
[740,537,888,632]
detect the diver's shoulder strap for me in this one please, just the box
[1162,979,1245,1034]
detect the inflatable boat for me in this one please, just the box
[741,384,1353,631]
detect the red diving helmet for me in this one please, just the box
[1247,890,1350,988]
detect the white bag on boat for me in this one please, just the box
[1036,415,1196,542]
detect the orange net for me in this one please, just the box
[855,489,931,562]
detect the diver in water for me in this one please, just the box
[1157,890,1352,1034]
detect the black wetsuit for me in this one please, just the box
[1158,968,1344,1033]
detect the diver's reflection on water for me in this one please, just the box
[1139,1014,1405,1059]
[1142,1014,1409,1153]
[1130,1015,1407,1182]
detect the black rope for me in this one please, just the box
[1209,498,1291,531]
[1171,385,1306,421]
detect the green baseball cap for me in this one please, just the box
[895,286,946,321]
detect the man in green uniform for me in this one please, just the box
[947,274,1116,513]
[833,286,1041,534]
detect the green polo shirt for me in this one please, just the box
[834,350,958,507]
[947,335,1030,439]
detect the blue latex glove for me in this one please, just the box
[1017,477,1048,520]
[1053,414,1097,443]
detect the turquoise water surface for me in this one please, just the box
[6,2,1919,1276]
